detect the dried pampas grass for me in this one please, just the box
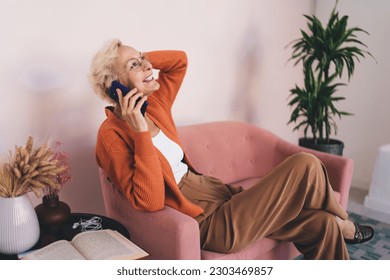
[0,136,69,198]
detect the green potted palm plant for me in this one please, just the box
[287,1,374,155]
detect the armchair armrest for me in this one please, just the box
[99,168,201,259]
[119,206,201,260]
[273,137,353,209]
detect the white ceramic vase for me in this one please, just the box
[0,194,40,255]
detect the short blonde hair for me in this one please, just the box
[89,39,122,104]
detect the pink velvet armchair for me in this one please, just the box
[98,121,353,259]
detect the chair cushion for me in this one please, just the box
[202,237,301,260]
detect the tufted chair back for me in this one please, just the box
[178,121,279,185]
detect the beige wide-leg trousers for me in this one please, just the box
[178,152,349,260]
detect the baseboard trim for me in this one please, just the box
[364,195,390,215]
[351,177,370,191]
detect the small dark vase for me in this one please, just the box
[35,194,71,235]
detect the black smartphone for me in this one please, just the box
[108,80,148,116]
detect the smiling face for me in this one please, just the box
[115,45,160,96]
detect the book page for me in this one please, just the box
[71,229,148,260]
[22,240,85,260]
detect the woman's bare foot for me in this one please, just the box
[336,217,356,239]
[336,217,374,244]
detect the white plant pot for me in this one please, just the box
[0,194,40,255]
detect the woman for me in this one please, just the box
[89,39,373,260]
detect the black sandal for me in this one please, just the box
[345,223,374,244]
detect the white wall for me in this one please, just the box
[315,0,390,190]
[1,0,385,215]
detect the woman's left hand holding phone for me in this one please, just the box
[117,88,148,133]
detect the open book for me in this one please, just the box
[22,229,149,260]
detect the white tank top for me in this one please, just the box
[152,130,188,183]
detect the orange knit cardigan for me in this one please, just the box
[95,50,204,218]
